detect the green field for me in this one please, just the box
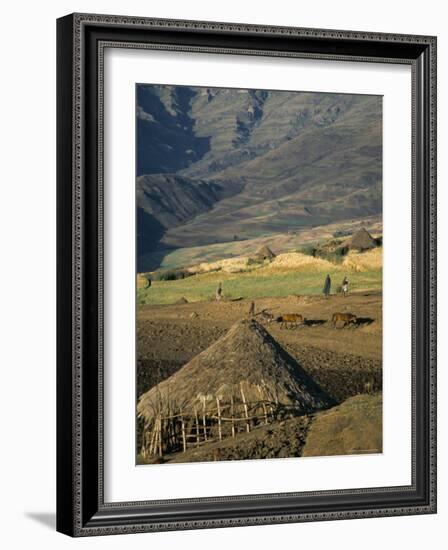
[137,267,382,306]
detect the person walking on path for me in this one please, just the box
[323,274,331,299]
[341,276,349,297]
[215,282,223,301]
[248,301,255,317]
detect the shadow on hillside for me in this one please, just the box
[138,246,181,273]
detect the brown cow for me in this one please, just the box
[276,313,304,329]
[331,312,357,328]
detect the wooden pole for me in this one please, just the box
[141,424,147,458]
[240,382,250,433]
[146,426,151,456]
[149,425,156,456]
[180,414,187,453]
[194,407,200,446]
[169,418,174,449]
[150,425,156,457]
[262,401,269,424]
[230,395,236,438]
[154,423,159,457]
[157,416,163,457]
[141,430,147,459]
[166,399,171,450]
[202,397,208,441]
[258,385,269,424]
[216,397,222,441]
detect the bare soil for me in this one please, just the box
[145,415,313,464]
[137,291,382,399]
[136,291,382,461]
[303,394,382,457]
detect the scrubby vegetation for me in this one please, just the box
[151,268,193,281]
[296,243,317,257]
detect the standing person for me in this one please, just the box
[323,274,331,299]
[215,282,223,302]
[248,301,255,317]
[341,276,349,297]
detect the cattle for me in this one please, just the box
[275,313,304,329]
[331,312,357,328]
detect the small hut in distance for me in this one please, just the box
[137,319,333,459]
[254,245,276,262]
[344,227,378,251]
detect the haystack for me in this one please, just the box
[345,227,377,251]
[267,252,338,272]
[342,247,382,272]
[137,319,333,457]
[255,245,276,261]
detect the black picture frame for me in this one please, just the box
[57,13,437,537]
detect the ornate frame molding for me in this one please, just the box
[57,13,437,537]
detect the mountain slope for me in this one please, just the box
[137,174,243,228]
[136,84,382,268]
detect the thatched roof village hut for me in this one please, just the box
[344,227,377,251]
[137,319,333,458]
[255,245,276,261]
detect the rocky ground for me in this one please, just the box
[138,394,382,465]
[147,415,313,464]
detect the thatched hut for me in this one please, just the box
[255,245,276,261]
[137,319,333,458]
[344,227,377,251]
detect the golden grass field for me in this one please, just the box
[137,249,382,306]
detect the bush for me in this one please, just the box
[314,245,348,263]
[334,246,349,258]
[333,229,352,238]
[152,269,192,281]
[298,244,316,257]
[247,257,264,266]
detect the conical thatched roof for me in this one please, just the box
[346,227,377,250]
[137,319,333,424]
[255,245,276,260]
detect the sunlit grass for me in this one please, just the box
[137,268,382,305]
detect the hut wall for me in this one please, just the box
[140,396,287,458]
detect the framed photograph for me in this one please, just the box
[57,13,437,536]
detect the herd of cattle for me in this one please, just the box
[258,310,359,329]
